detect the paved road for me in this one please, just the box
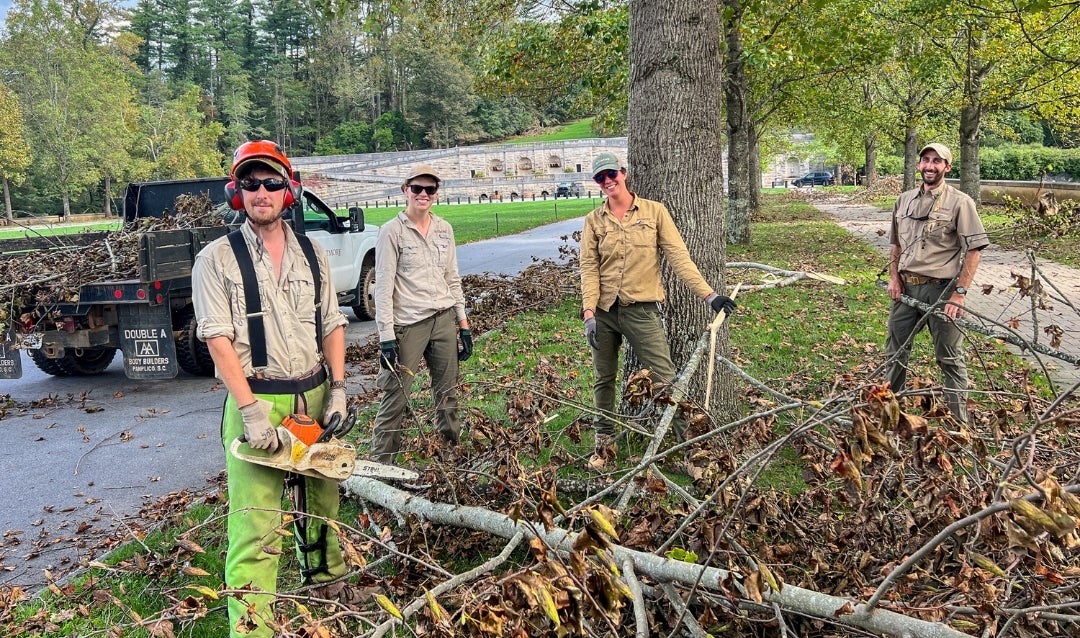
[0,215,584,590]
[817,201,1080,390]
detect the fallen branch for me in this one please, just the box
[342,478,971,638]
[726,261,847,289]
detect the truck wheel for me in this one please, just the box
[175,309,215,376]
[61,348,118,375]
[28,349,72,376]
[351,260,377,321]
[29,348,118,376]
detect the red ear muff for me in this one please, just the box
[225,181,243,210]
[283,180,301,208]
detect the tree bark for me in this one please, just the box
[959,101,981,201]
[628,0,733,417]
[903,125,919,191]
[749,121,761,211]
[864,132,877,186]
[3,177,12,225]
[342,478,972,638]
[722,0,751,246]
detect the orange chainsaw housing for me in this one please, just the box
[282,413,322,446]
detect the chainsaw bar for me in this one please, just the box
[352,460,419,481]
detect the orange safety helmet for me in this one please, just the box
[225,140,302,210]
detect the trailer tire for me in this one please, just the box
[175,309,215,376]
[29,348,117,376]
[351,259,377,321]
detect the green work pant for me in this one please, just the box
[371,309,460,465]
[221,385,346,638]
[591,302,686,441]
[885,279,970,423]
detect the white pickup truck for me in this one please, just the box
[0,177,378,380]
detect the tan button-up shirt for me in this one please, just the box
[580,194,714,313]
[890,183,989,279]
[192,222,347,378]
[374,211,466,342]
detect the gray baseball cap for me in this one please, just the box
[591,152,622,177]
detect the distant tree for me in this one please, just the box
[0,84,32,224]
[139,87,226,179]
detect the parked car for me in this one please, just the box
[793,171,834,187]
[555,182,580,198]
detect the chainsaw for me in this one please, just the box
[230,405,418,482]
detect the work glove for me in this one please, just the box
[323,386,347,429]
[380,340,399,370]
[458,329,473,362]
[584,317,599,350]
[707,293,737,316]
[239,398,279,451]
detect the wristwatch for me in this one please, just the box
[954,286,968,296]
[329,379,347,390]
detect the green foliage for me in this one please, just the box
[315,120,373,155]
[979,145,1080,181]
[877,155,904,176]
[0,84,32,194]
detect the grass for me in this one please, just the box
[506,118,600,143]
[4,192,1066,634]
[361,198,598,244]
[0,220,121,240]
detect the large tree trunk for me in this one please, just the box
[959,101,981,201]
[903,126,919,191]
[722,0,751,246]
[628,0,733,417]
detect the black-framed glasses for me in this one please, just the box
[239,177,288,192]
[593,169,619,184]
[408,184,438,195]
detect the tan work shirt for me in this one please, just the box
[580,194,714,314]
[192,222,347,378]
[374,211,466,342]
[890,183,989,279]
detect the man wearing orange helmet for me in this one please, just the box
[192,140,352,636]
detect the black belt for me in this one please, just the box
[247,366,327,395]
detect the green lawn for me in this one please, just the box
[505,118,602,143]
[360,198,598,244]
[0,220,121,241]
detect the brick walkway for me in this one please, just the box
[815,201,1080,392]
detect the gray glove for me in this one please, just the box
[239,398,279,451]
[323,386,347,428]
[584,317,599,350]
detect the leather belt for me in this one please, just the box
[900,273,943,285]
[247,365,327,395]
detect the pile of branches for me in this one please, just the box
[345,255,579,368]
[846,174,904,202]
[0,195,223,335]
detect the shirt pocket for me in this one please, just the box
[228,274,271,331]
[924,209,956,240]
[399,241,423,272]
[627,219,657,247]
[284,268,317,328]
[433,235,450,267]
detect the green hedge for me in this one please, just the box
[876,146,1080,180]
[978,145,1080,180]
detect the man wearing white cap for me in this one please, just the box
[885,143,989,423]
[371,163,471,465]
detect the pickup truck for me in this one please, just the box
[0,177,378,380]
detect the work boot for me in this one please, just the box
[587,434,616,471]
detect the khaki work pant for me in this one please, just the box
[885,279,971,423]
[370,309,460,465]
[591,301,687,441]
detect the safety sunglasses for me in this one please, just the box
[408,184,439,195]
[239,177,288,192]
[593,169,620,184]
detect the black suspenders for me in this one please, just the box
[227,228,324,371]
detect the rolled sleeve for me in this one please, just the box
[192,248,236,342]
[374,223,400,342]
